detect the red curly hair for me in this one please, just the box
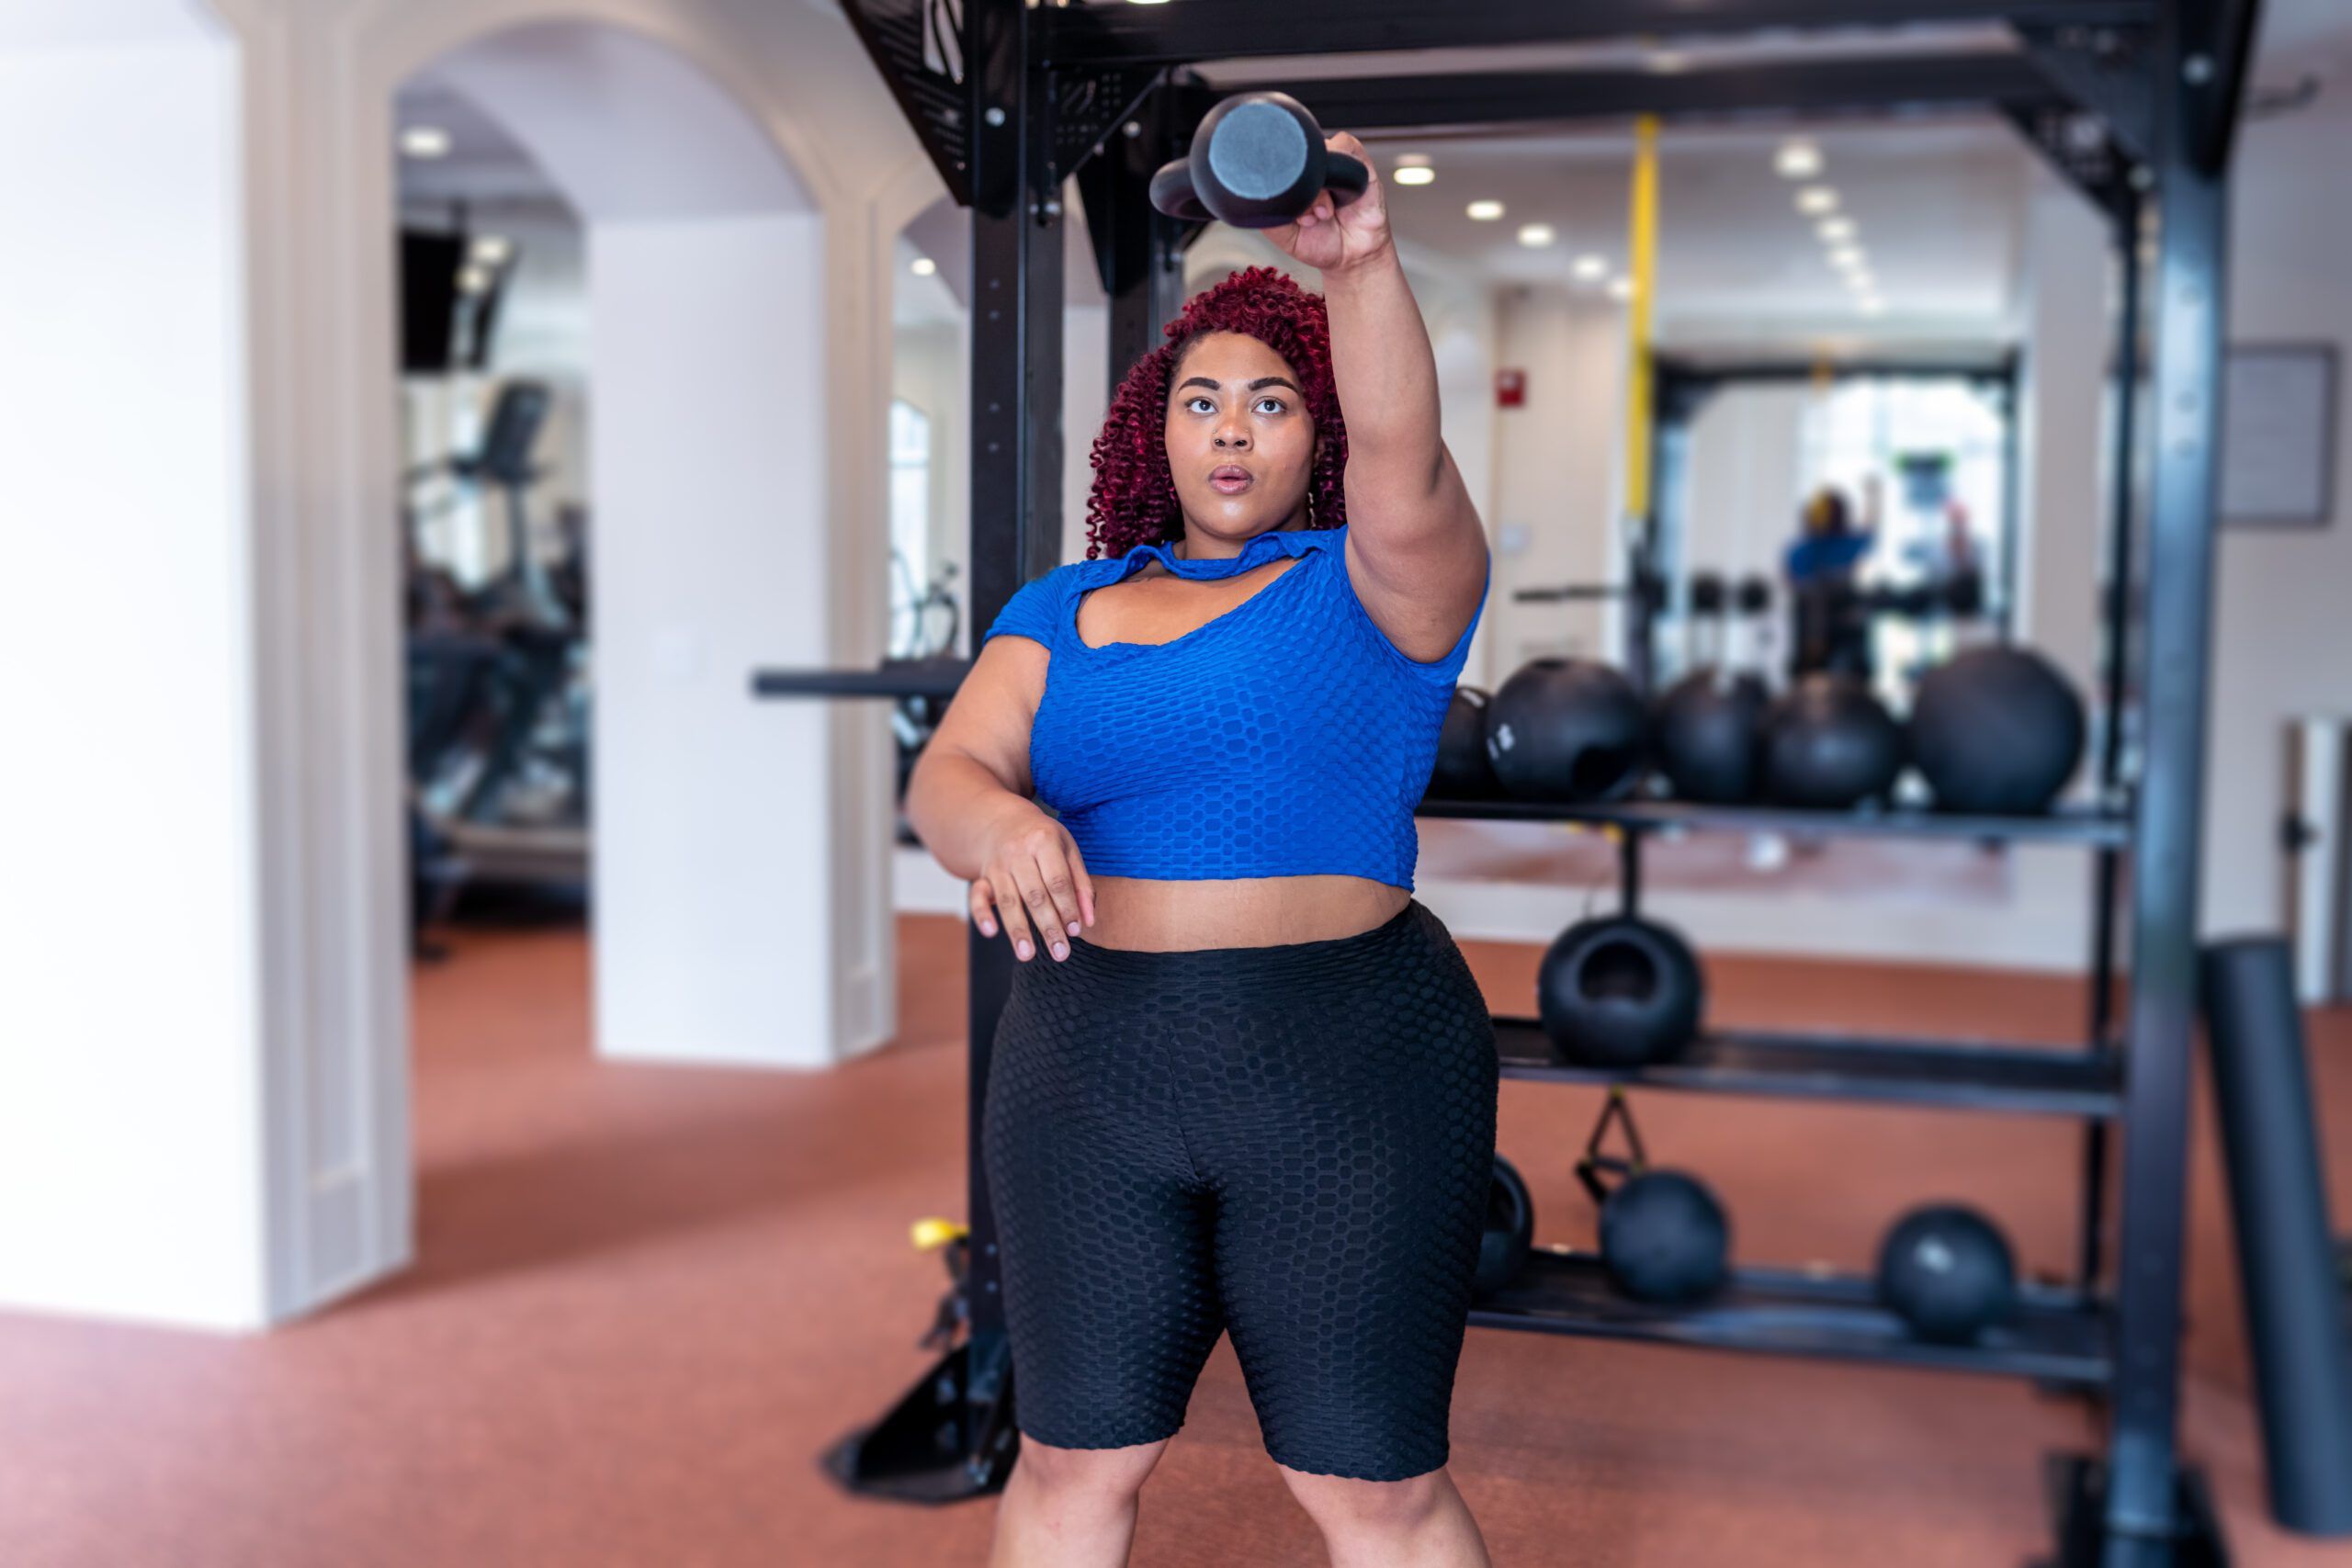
[1082,265,1349,561]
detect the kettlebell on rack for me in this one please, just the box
[1149,92,1371,229]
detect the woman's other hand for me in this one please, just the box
[1263,131,1392,276]
[970,803,1096,962]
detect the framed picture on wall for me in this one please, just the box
[2221,343,2336,528]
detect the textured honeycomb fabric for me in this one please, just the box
[981,524,1488,887]
[980,900,1500,1481]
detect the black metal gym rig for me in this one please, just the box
[753,3,2262,1561]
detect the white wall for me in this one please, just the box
[2204,96,2352,935]
[0,24,265,1326]
[1487,285,1628,671]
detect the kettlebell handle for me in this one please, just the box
[1148,152,1367,225]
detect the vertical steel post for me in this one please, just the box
[2102,0,2231,1545]
[2077,193,2143,1295]
[1104,94,1185,400]
[961,0,1064,1439]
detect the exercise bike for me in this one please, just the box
[402,379,593,944]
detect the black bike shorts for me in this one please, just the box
[980,898,1499,1482]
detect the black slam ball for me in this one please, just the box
[1876,1203,2018,1342]
[1537,915,1705,1066]
[1474,1154,1536,1296]
[1653,669,1770,804]
[1758,674,1905,809]
[1484,659,1649,803]
[1907,646,2086,815]
[1425,685,1498,801]
[1600,1170,1732,1304]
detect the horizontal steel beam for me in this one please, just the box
[1041,0,2157,70]
[1286,51,2054,132]
[750,660,971,700]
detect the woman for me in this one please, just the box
[906,131,1496,1568]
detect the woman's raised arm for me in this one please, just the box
[1265,130,1487,663]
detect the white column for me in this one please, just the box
[589,214,854,1066]
[0,21,267,1329]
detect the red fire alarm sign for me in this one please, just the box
[1495,368,1526,408]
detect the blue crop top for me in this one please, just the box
[979,523,1488,887]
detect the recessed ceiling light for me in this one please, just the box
[1815,217,1857,243]
[1828,244,1867,271]
[1858,297,1887,317]
[1517,222,1556,247]
[1466,199,1506,221]
[910,256,937,276]
[1125,0,1170,6]
[1393,165,1436,186]
[1795,186,1838,216]
[469,234,513,265]
[1607,276,1634,301]
[1572,254,1609,282]
[1776,140,1823,180]
[400,125,452,160]
[456,263,493,296]
[1845,272,1877,294]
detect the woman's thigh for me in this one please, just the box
[1177,907,1500,1481]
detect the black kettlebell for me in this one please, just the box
[1150,92,1371,230]
[1474,1155,1535,1296]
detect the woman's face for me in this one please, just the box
[1163,330,1317,543]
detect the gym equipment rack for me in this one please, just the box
[756,4,2261,1560]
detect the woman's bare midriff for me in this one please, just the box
[1081,874,1409,952]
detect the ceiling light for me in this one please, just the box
[1858,297,1887,317]
[1572,254,1609,282]
[1828,244,1867,271]
[1517,222,1556,248]
[1465,199,1506,221]
[400,125,452,160]
[1815,217,1857,243]
[1125,0,1171,6]
[1795,186,1838,217]
[1648,50,1689,73]
[1607,276,1634,301]
[469,234,514,265]
[456,263,493,296]
[1845,272,1877,294]
[1776,140,1823,179]
[1393,165,1436,186]
[910,256,937,276]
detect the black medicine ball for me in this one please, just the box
[1653,669,1770,804]
[1475,1154,1536,1296]
[1600,1169,1731,1304]
[1876,1203,2018,1342]
[1907,646,2086,816]
[1426,685,1498,800]
[1758,674,1905,809]
[1537,915,1704,1067]
[1484,659,1648,803]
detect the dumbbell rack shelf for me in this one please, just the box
[1416,793,2132,848]
[1492,1020,2123,1119]
[1471,1248,2113,1389]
